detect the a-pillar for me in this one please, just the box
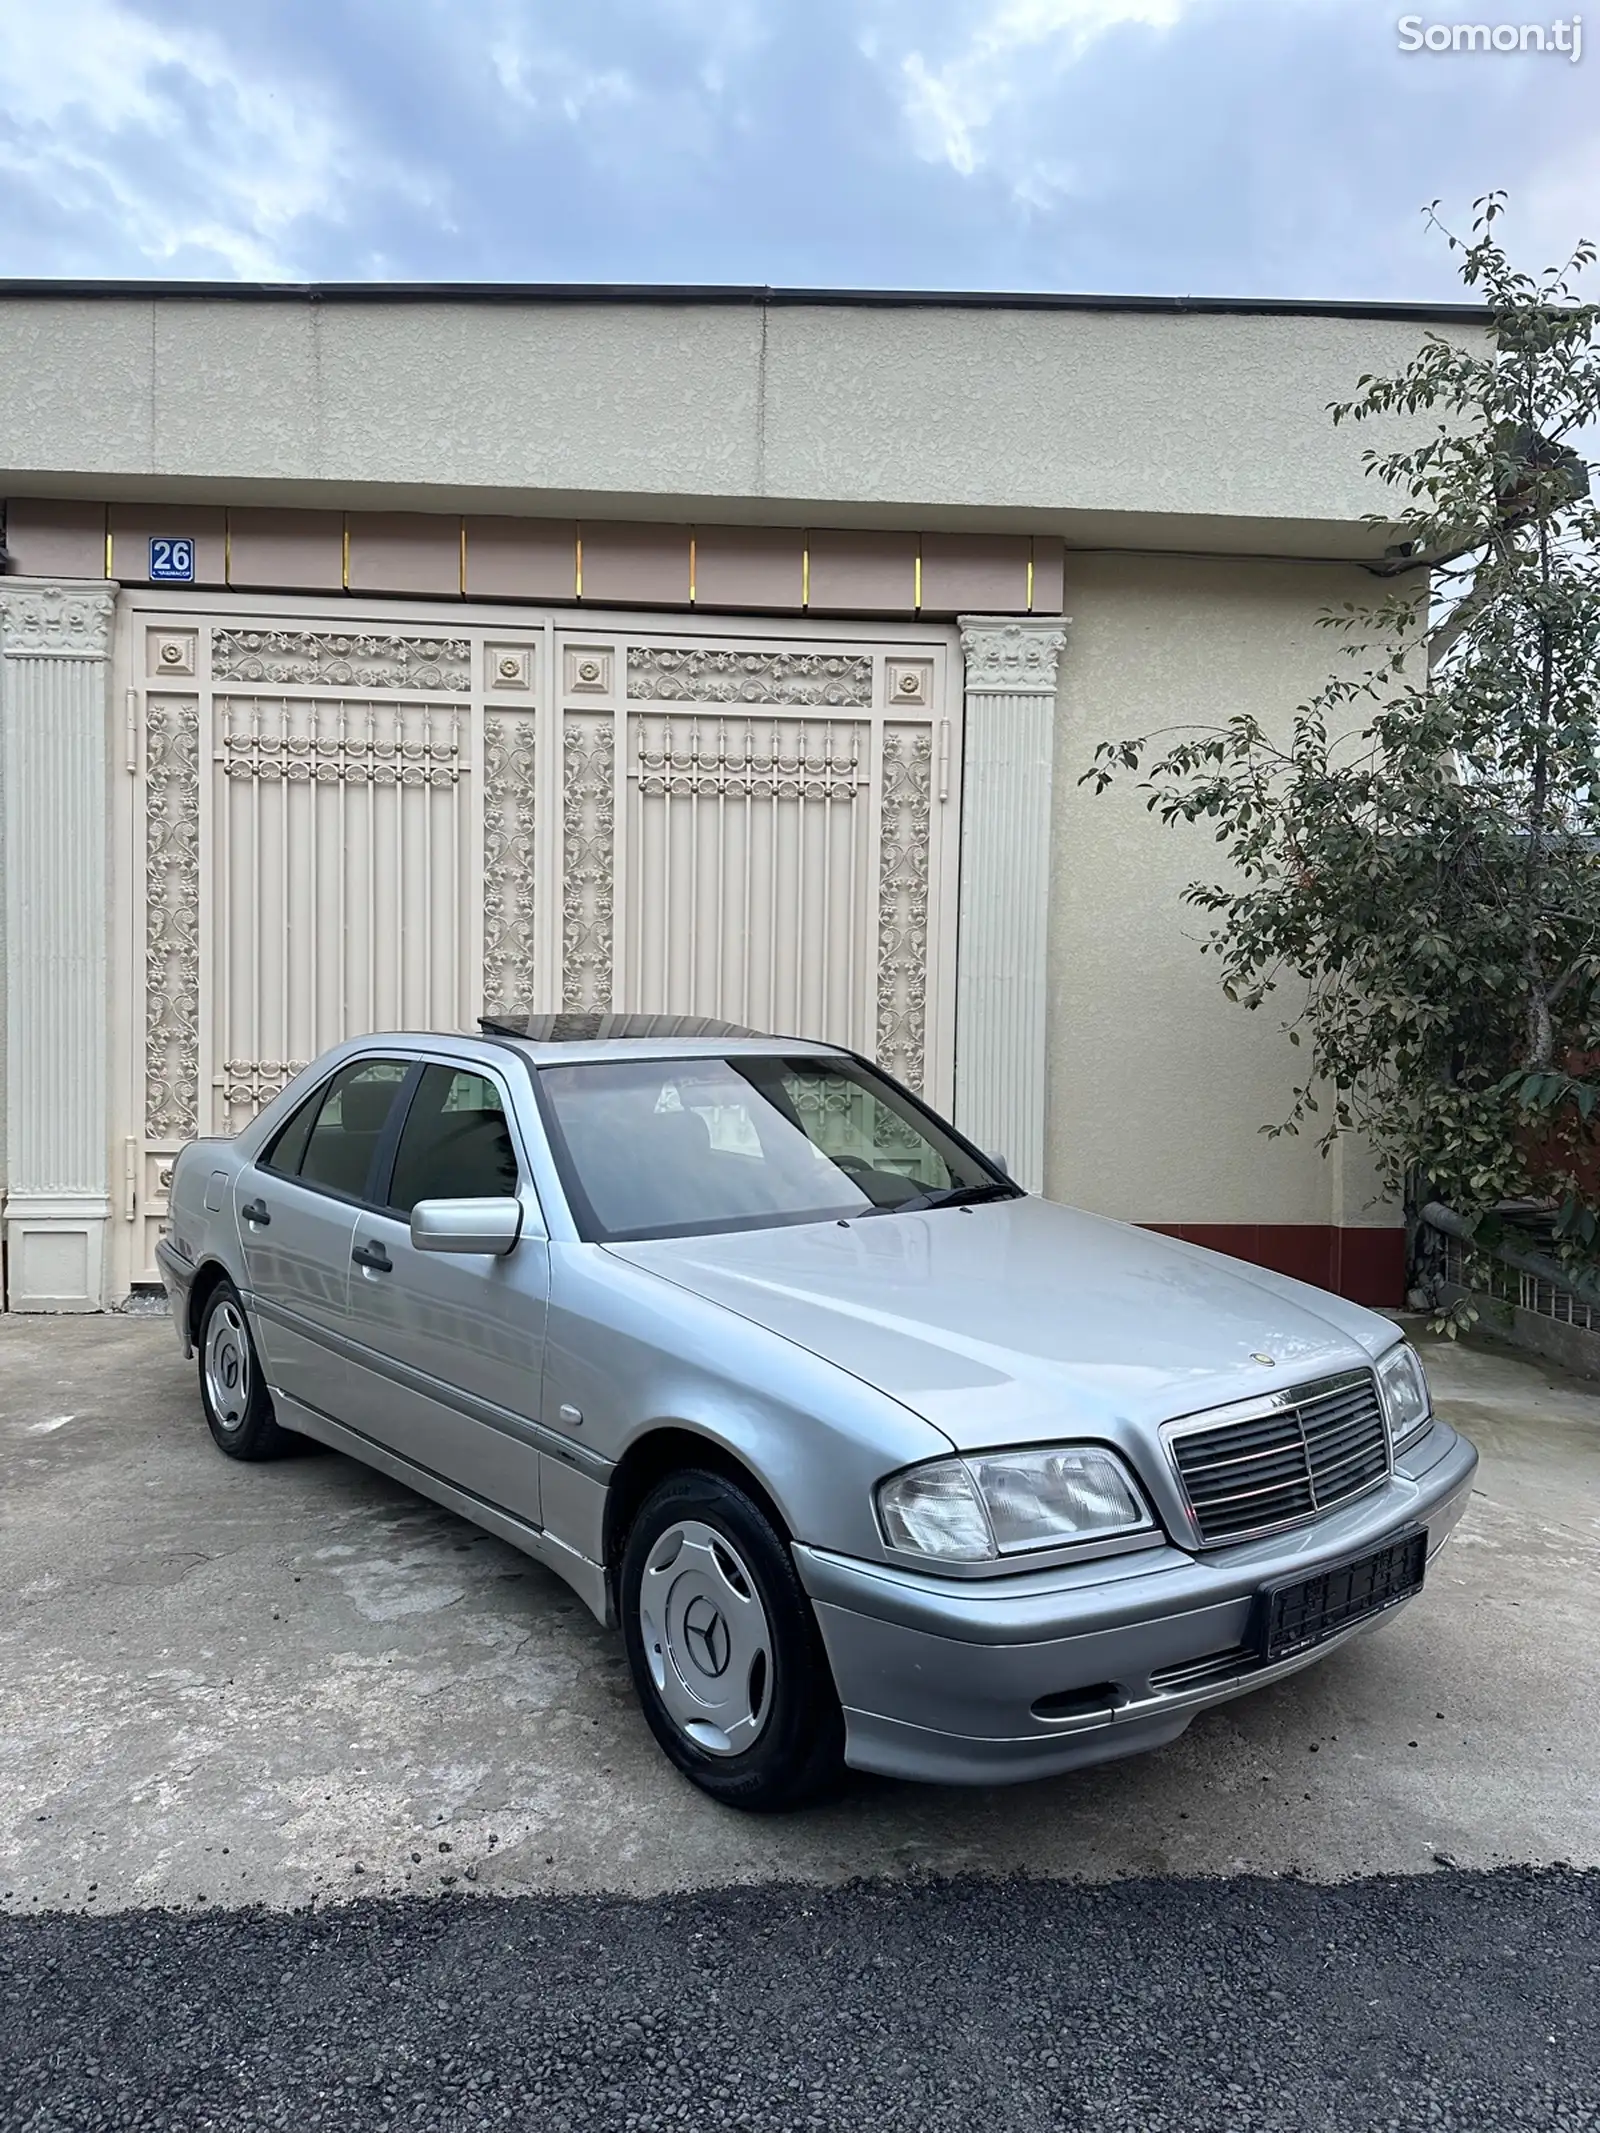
[0,578,116,1309]
[953,614,1069,1194]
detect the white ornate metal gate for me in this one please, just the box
[113,595,961,1293]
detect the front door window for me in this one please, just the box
[385,1065,520,1213]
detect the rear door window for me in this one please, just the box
[273,1058,412,1201]
[261,1085,323,1179]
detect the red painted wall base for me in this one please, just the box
[1141,1223,1406,1308]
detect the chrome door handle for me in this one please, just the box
[241,1199,271,1227]
[351,1240,393,1274]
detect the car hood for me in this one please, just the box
[606,1196,1396,1449]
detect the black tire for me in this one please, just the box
[196,1279,294,1461]
[620,1468,845,1811]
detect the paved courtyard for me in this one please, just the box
[2,1313,1597,1912]
[3,1312,1599,2130]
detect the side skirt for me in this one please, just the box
[272,1388,615,1628]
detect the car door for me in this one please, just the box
[233,1054,415,1419]
[340,1057,549,1526]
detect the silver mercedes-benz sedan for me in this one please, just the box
[157,1015,1478,1810]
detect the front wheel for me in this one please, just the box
[620,1469,845,1811]
[197,1279,294,1461]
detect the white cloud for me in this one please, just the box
[888,0,1189,184]
[899,51,984,176]
[0,0,437,277]
[484,2,774,168]
[489,34,638,124]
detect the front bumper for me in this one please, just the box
[795,1418,1478,1786]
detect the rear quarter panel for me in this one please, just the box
[165,1137,248,1306]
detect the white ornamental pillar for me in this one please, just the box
[954,614,1069,1195]
[0,578,117,1309]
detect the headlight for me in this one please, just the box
[876,1445,1151,1562]
[1377,1340,1431,1450]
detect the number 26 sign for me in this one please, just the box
[148,537,195,583]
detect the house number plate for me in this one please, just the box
[149,537,196,583]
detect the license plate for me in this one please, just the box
[1257,1528,1427,1662]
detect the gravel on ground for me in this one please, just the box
[2,1866,1597,2133]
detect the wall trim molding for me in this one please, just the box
[952,614,1070,1193]
[6,501,1070,621]
[0,575,116,1310]
[0,581,116,657]
[959,616,1069,694]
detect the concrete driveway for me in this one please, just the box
[2,1312,1597,1913]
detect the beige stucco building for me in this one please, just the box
[0,280,1478,1313]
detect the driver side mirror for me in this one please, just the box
[410,1197,523,1257]
[985,1152,1011,1179]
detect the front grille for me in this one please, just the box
[1168,1371,1389,1545]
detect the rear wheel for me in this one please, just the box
[620,1468,844,1810]
[197,1280,294,1461]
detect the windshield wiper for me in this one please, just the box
[880,1179,1022,1215]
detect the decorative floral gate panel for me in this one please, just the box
[558,631,959,1103]
[115,600,960,1292]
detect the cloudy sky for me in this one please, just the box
[0,0,1593,302]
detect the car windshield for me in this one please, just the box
[537,1053,1015,1242]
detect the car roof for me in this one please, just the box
[497,1036,847,1065]
[479,1012,761,1042]
[465,1013,847,1067]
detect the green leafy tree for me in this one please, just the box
[1081,196,1600,1319]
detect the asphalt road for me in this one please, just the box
[3,1867,1598,2132]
